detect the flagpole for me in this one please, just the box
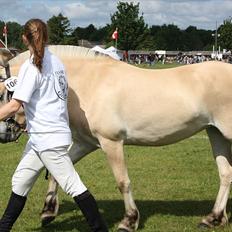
[3,23,7,48]
[115,27,118,49]
[5,33,7,48]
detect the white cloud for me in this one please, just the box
[47,5,62,16]
[138,0,232,29]
[0,0,232,29]
[63,3,94,19]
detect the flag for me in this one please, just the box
[3,24,7,37]
[112,28,118,40]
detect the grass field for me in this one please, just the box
[1,62,232,232]
[136,61,183,69]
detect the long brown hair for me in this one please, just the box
[23,19,48,72]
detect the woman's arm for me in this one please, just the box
[0,99,23,121]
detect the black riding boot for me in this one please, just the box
[0,192,27,232]
[74,190,108,232]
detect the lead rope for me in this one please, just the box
[5,64,11,78]
[45,169,49,180]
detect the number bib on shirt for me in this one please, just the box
[4,76,18,92]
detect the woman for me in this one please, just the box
[0,19,108,232]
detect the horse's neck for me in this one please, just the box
[10,65,21,76]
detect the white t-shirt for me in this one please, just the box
[13,48,72,151]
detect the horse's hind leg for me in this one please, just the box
[41,141,97,226]
[98,136,139,232]
[199,127,232,228]
[41,175,59,226]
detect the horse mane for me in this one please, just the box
[9,45,108,66]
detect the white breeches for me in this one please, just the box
[12,142,87,197]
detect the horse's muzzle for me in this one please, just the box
[0,118,23,143]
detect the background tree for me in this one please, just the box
[150,24,183,50]
[218,18,232,50]
[182,26,203,51]
[194,28,214,50]
[72,24,96,41]
[47,13,74,45]
[150,24,213,51]
[0,20,5,41]
[92,26,110,42]
[6,22,24,49]
[72,24,110,46]
[109,1,151,50]
[0,21,24,50]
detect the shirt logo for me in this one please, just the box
[54,70,68,101]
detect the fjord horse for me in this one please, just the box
[1,45,232,231]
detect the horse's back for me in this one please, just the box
[66,60,232,145]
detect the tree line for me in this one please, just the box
[1,1,232,52]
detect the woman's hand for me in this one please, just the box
[0,99,23,121]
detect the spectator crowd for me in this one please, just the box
[126,51,232,66]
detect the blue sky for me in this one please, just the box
[1,0,232,30]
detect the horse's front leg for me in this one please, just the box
[41,141,97,226]
[98,136,139,232]
[199,127,232,228]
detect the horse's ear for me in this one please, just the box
[0,48,14,67]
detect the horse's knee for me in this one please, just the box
[216,156,232,185]
[118,180,130,193]
[219,169,232,185]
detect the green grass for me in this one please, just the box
[1,134,232,232]
[136,62,183,69]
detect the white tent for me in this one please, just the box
[91,45,107,54]
[107,51,121,60]
[90,46,121,61]
[105,46,117,53]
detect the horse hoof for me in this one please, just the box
[41,216,55,227]
[117,229,130,232]
[197,222,211,230]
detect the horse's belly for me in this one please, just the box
[124,116,208,146]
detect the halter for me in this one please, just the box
[0,64,14,101]
[0,64,23,143]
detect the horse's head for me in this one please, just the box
[0,60,25,143]
[0,117,23,143]
[0,48,14,68]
